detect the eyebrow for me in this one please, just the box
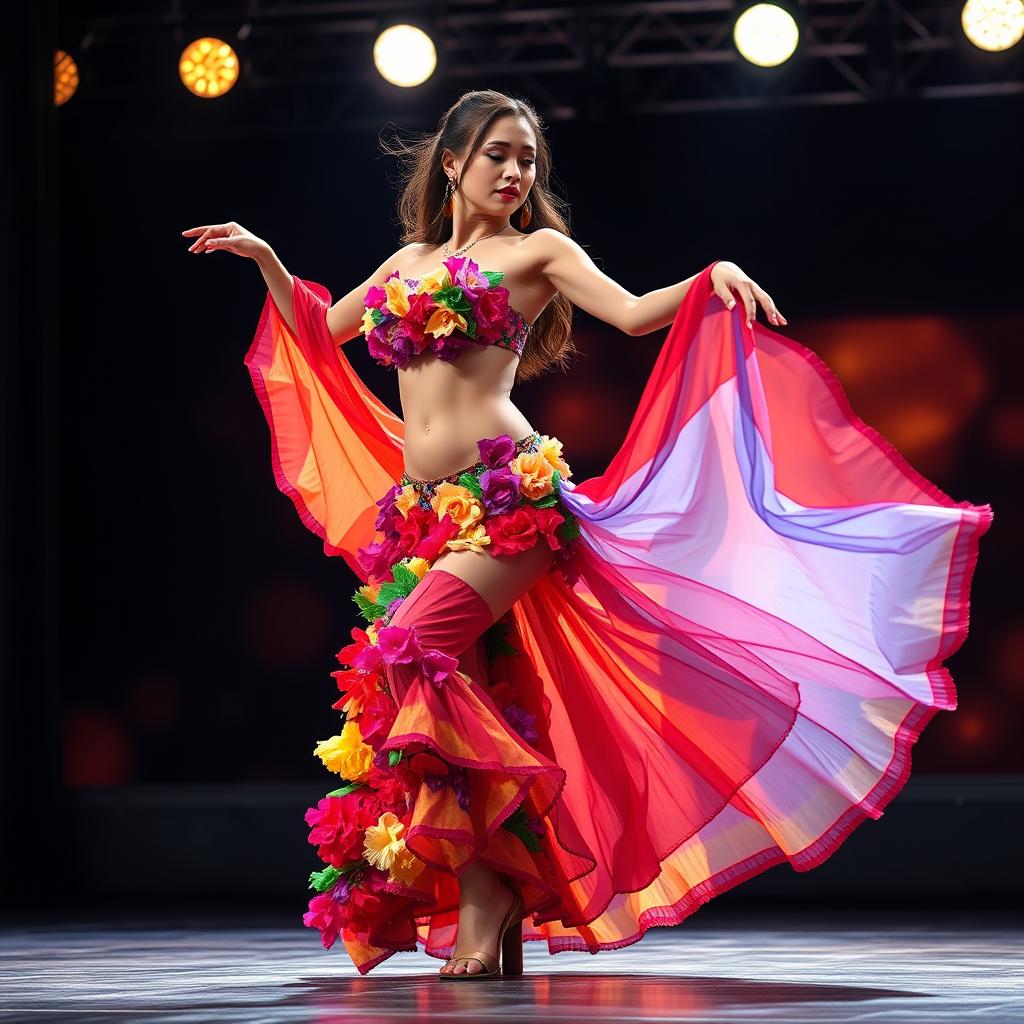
[485,139,536,153]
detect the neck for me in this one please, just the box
[446,214,510,252]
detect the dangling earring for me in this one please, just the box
[518,198,532,228]
[442,176,454,218]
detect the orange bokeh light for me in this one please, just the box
[179,37,239,99]
[54,49,78,106]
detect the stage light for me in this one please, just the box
[372,24,437,87]
[962,0,1024,51]
[179,37,239,98]
[54,49,78,106]
[734,4,800,67]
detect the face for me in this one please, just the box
[446,114,538,219]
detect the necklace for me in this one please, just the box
[442,223,509,259]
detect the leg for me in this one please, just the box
[429,539,555,622]
[397,545,554,975]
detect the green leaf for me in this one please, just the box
[461,311,478,338]
[436,285,471,313]
[352,591,386,623]
[326,781,366,797]
[458,471,483,499]
[482,270,505,287]
[500,805,541,852]
[390,562,420,593]
[558,513,581,541]
[308,865,342,892]
[388,748,403,766]
[369,307,385,327]
[483,619,520,662]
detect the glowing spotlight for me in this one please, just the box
[54,49,79,106]
[962,0,1024,51]
[734,4,800,67]
[179,37,239,99]
[373,24,437,87]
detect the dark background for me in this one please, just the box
[3,2,1021,912]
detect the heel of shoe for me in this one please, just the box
[500,916,523,976]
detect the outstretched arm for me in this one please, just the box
[534,228,786,336]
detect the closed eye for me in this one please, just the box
[487,154,534,166]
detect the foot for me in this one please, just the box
[438,864,518,976]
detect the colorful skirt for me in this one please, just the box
[244,261,994,974]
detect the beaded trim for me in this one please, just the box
[402,431,541,500]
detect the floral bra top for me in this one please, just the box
[359,254,530,369]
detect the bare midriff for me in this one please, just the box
[398,344,536,480]
[393,234,555,481]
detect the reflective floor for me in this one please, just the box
[1,909,1021,1023]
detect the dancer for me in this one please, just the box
[182,89,992,980]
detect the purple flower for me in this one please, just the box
[423,764,470,812]
[374,483,404,531]
[420,648,459,688]
[501,702,538,744]
[480,466,521,515]
[386,597,404,617]
[430,332,472,362]
[365,323,397,366]
[477,434,516,468]
[330,875,352,903]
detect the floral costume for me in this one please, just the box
[244,256,993,974]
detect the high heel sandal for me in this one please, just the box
[438,881,526,981]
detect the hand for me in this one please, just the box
[711,261,787,329]
[181,221,268,260]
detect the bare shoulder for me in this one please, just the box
[525,227,586,270]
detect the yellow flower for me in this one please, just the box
[430,481,484,532]
[538,435,572,479]
[360,307,378,336]
[384,277,411,317]
[388,843,426,885]
[424,305,468,339]
[445,523,491,554]
[313,720,374,781]
[363,810,409,872]
[366,622,379,645]
[400,556,431,579]
[510,451,556,501]
[357,582,381,605]
[394,485,420,519]
[416,266,451,295]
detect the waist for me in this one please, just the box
[403,430,541,491]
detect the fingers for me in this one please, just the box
[743,285,756,327]
[751,283,788,327]
[715,287,737,311]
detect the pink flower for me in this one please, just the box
[363,285,387,309]
[376,625,423,665]
[420,648,459,688]
[474,287,511,342]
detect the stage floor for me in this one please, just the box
[1,908,1021,1023]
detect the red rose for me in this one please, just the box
[305,791,380,868]
[533,506,566,550]
[487,507,540,556]
[355,689,398,745]
[413,511,461,561]
[393,505,432,558]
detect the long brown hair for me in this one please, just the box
[378,89,577,382]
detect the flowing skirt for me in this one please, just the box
[244,261,993,974]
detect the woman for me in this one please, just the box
[182,89,992,980]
